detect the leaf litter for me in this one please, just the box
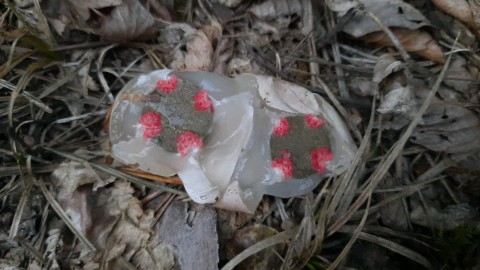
[1,0,480,269]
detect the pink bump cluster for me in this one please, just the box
[156,76,178,94]
[273,117,291,136]
[139,111,162,139]
[305,114,325,128]
[176,131,203,156]
[271,151,293,179]
[193,90,214,112]
[310,147,333,174]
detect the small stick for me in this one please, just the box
[120,167,183,185]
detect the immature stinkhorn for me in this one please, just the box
[110,69,356,213]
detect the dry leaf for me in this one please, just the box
[67,0,123,21]
[361,28,445,63]
[342,0,430,37]
[227,57,253,76]
[98,0,157,42]
[411,100,480,154]
[378,174,409,231]
[432,0,480,34]
[372,54,404,84]
[377,86,416,115]
[183,30,214,71]
[51,162,174,269]
[410,203,479,230]
[337,0,444,62]
[214,0,244,8]
[444,56,476,95]
[249,0,303,20]
[213,38,234,74]
[168,23,220,72]
[372,54,417,126]
[325,0,360,12]
[44,0,157,41]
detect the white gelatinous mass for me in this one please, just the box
[110,69,356,212]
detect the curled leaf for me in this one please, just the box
[361,28,445,63]
[377,86,415,115]
[432,0,480,34]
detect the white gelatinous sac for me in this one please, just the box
[110,69,357,213]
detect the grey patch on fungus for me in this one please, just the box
[142,78,213,152]
[270,116,331,178]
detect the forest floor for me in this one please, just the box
[1,0,480,269]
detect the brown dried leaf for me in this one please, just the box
[411,100,480,154]
[361,28,445,63]
[432,0,480,33]
[98,0,157,42]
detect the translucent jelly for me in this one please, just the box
[110,69,356,213]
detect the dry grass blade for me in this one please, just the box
[7,59,55,127]
[327,195,372,270]
[44,147,187,196]
[1,78,53,112]
[38,61,89,99]
[37,178,96,251]
[221,228,297,270]
[363,226,436,251]
[353,176,443,219]
[32,0,56,47]
[14,235,44,263]
[96,44,118,103]
[312,178,334,255]
[0,51,35,79]
[338,227,432,269]
[353,158,455,219]
[8,182,32,238]
[327,35,459,236]
[327,93,377,219]
[315,77,363,142]
[280,194,316,269]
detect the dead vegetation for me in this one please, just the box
[1,0,479,269]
